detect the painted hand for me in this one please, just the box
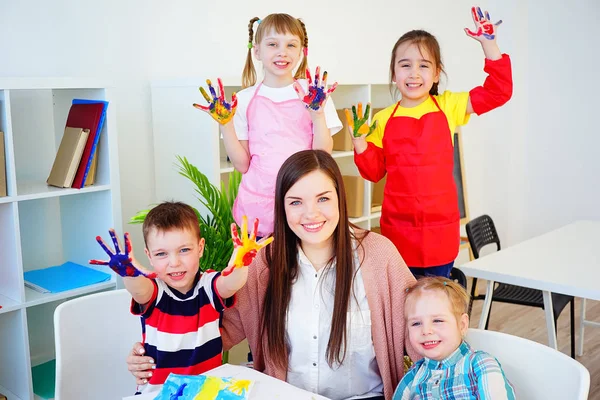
[344,102,377,138]
[465,6,502,41]
[293,66,338,111]
[90,229,157,278]
[193,78,238,125]
[222,216,273,277]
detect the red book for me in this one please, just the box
[65,103,104,188]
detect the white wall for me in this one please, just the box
[1,0,598,252]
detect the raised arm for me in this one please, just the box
[294,66,338,153]
[464,6,513,115]
[90,230,155,305]
[193,78,251,173]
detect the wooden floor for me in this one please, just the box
[468,287,600,398]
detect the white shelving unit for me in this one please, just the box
[0,79,122,400]
[150,79,395,230]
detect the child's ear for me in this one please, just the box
[434,68,441,84]
[144,248,153,266]
[253,45,260,61]
[198,238,205,258]
[459,313,469,336]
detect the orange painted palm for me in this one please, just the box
[222,216,273,276]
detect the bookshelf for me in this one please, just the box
[150,80,395,231]
[0,79,122,400]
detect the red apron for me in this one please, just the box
[381,97,459,267]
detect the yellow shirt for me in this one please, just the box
[368,91,471,148]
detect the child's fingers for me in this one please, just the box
[192,103,211,112]
[199,86,212,103]
[241,215,248,241]
[494,20,503,27]
[364,103,371,119]
[357,103,363,119]
[344,109,354,131]
[231,223,242,247]
[322,71,328,89]
[293,82,306,100]
[326,82,338,95]
[476,6,484,21]
[207,79,218,100]
[89,259,109,265]
[95,235,114,256]
[230,92,238,110]
[257,236,274,249]
[485,10,491,20]
[249,218,259,241]
[305,68,313,86]
[217,78,226,102]
[314,66,321,87]
[109,229,122,254]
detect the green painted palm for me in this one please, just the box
[129,156,242,272]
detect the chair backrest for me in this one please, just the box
[465,214,501,259]
[449,267,467,289]
[54,289,140,400]
[465,329,590,400]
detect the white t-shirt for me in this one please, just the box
[233,79,342,140]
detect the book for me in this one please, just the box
[72,99,108,188]
[31,359,56,399]
[65,102,104,188]
[0,131,6,197]
[23,262,111,293]
[47,127,90,188]
[84,149,99,186]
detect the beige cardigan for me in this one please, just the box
[221,231,418,400]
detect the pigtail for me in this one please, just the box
[242,17,260,89]
[294,19,309,80]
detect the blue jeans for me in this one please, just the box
[409,261,454,279]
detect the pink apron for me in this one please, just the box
[232,83,313,237]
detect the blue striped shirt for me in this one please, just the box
[393,341,515,399]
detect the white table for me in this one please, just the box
[459,220,600,350]
[123,363,330,400]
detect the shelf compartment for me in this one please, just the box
[0,309,32,400]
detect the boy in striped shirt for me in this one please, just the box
[394,277,515,399]
[92,201,271,394]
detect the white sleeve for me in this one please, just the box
[323,95,343,136]
[232,87,253,141]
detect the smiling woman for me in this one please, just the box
[127,150,418,400]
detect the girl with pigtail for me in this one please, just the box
[194,13,342,238]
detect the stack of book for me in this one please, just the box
[47,99,108,189]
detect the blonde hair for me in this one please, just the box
[242,14,309,89]
[405,277,469,320]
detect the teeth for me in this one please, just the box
[275,62,288,65]
[407,83,421,87]
[170,272,184,276]
[305,222,324,229]
[423,341,439,345]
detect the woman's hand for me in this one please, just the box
[126,342,156,385]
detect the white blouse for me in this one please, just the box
[285,247,384,400]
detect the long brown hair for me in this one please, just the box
[261,150,367,370]
[389,29,446,99]
[242,13,309,89]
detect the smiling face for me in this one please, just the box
[144,227,205,294]
[283,170,340,251]
[406,289,469,361]
[393,41,441,108]
[254,28,303,87]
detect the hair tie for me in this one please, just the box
[443,281,447,286]
[257,19,262,24]
[247,42,253,49]
[303,47,308,57]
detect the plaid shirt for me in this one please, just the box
[393,341,515,399]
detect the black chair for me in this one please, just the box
[449,267,468,289]
[466,214,576,358]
